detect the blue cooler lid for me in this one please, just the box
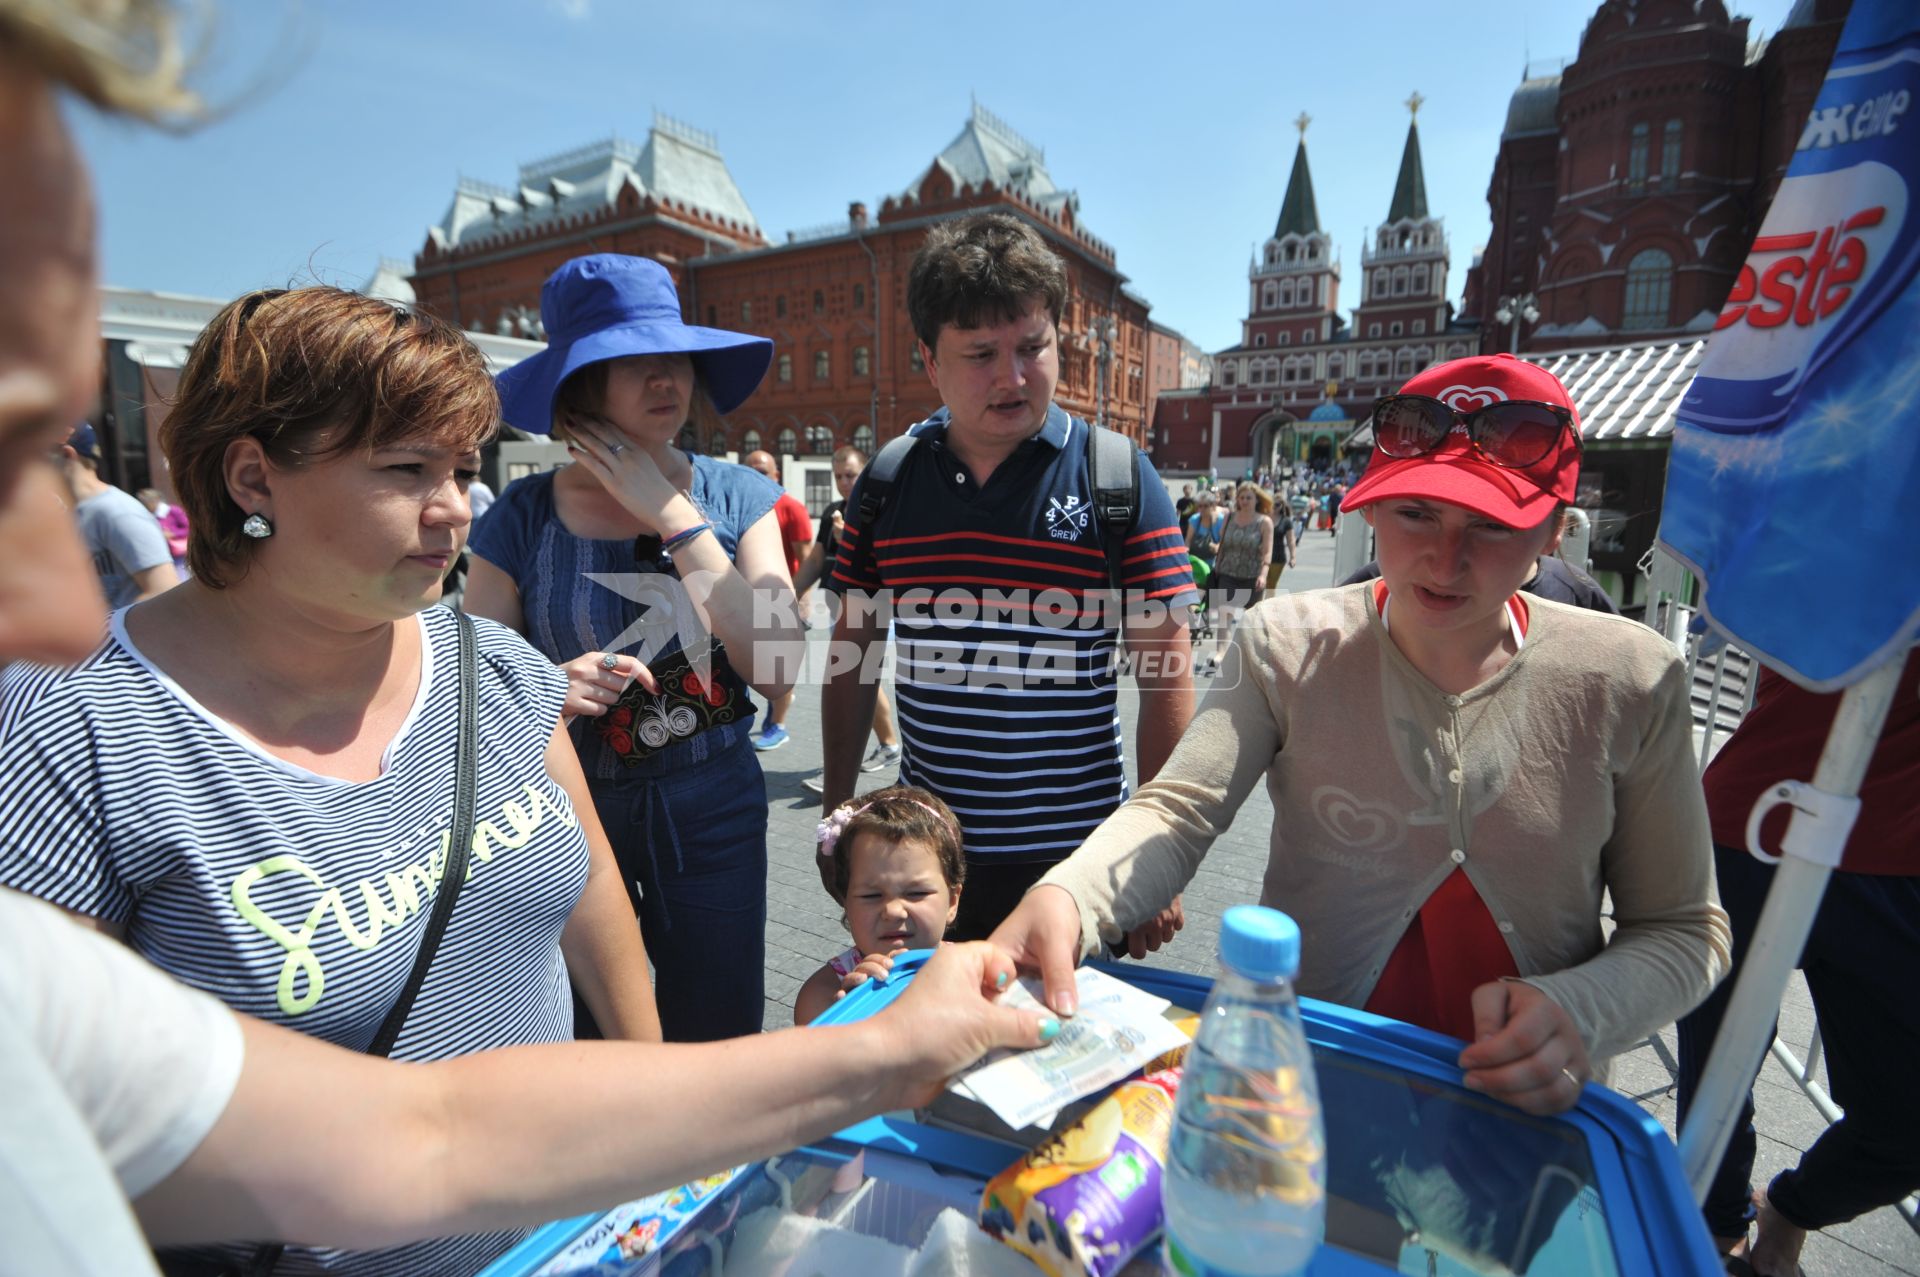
[1221,904,1300,981]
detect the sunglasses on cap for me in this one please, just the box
[1370,395,1579,470]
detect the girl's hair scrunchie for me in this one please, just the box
[816,799,870,857]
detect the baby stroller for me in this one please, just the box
[1188,555,1214,645]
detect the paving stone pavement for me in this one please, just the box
[748,523,1918,1275]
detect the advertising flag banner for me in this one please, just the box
[1660,1,1920,689]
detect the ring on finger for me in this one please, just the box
[600,653,619,671]
[1561,1067,1582,1090]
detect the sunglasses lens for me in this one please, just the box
[1374,399,1450,457]
[1475,403,1568,467]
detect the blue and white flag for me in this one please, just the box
[1661,1,1920,690]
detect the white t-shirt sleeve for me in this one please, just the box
[0,888,245,1196]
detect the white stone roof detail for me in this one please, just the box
[903,102,1074,214]
[427,114,759,252]
[363,258,415,306]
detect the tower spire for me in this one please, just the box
[1387,92,1429,223]
[1274,112,1321,238]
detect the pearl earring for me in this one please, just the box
[241,513,274,539]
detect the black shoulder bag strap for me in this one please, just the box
[1088,424,1139,602]
[237,611,481,1277]
[852,430,922,534]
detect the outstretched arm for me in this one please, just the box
[134,943,1050,1250]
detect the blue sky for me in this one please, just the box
[77,0,1801,353]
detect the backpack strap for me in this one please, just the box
[854,421,1135,599]
[1088,424,1139,599]
[852,430,922,533]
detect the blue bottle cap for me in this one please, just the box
[1219,905,1300,982]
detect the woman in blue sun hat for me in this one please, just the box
[466,254,804,1042]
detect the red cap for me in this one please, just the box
[1340,353,1581,528]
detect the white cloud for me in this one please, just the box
[546,0,590,19]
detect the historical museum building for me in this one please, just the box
[1445,0,1851,606]
[1463,0,1850,351]
[408,107,1171,461]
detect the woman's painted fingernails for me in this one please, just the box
[1038,1017,1062,1042]
[995,971,1010,990]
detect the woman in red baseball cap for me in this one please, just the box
[995,353,1730,1118]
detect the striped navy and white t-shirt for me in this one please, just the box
[830,405,1195,862]
[0,605,587,1277]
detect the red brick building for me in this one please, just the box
[1465,0,1850,352]
[410,106,1153,458]
[1145,320,1209,438]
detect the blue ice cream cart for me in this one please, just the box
[479,953,1718,1276]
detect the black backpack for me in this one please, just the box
[852,421,1139,595]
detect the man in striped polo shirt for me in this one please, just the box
[821,212,1196,945]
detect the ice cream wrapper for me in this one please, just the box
[978,1069,1180,1277]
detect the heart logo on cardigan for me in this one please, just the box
[1310,785,1405,852]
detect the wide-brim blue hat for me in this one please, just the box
[495,254,772,434]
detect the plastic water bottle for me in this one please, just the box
[1163,905,1326,1276]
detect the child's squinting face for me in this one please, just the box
[844,832,959,957]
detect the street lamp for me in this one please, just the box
[1494,293,1540,353]
[1085,314,1118,429]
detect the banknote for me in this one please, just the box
[953,969,1190,1130]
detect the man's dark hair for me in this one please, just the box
[906,211,1068,351]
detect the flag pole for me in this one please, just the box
[1677,654,1906,1200]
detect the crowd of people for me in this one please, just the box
[3,6,1912,1277]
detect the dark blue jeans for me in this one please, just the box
[580,719,768,1043]
[1676,843,1920,1236]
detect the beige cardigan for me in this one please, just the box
[1041,583,1731,1065]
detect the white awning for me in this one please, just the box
[1533,336,1708,443]
[1347,335,1708,449]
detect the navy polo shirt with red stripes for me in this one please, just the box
[829,404,1195,863]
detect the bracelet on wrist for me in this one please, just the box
[660,522,713,553]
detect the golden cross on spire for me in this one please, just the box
[1405,90,1425,119]
[1294,111,1311,139]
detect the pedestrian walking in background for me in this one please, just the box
[1201,481,1273,675]
[59,425,175,605]
[1185,488,1224,567]
[136,486,191,578]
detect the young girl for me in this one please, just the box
[795,786,966,1025]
